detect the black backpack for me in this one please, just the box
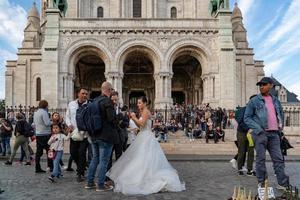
[235,106,249,132]
[23,121,34,137]
[76,96,104,136]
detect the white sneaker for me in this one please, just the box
[242,166,247,172]
[230,159,237,169]
[63,166,68,170]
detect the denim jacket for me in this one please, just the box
[244,94,284,135]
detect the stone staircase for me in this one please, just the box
[160,129,300,155]
[8,128,300,156]
[160,129,237,155]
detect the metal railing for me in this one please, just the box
[283,110,300,127]
[4,104,300,127]
[5,105,67,121]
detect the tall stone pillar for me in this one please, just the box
[41,7,61,107]
[202,76,209,102]
[66,74,75,103]
[154,73,162,108]
[217,10,236,109]
[210,76,215,99]
[194,84,202,105]
[166,75,172,98]
[5,61,15,106]
[154,72,173,109]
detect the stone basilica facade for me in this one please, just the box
[5,0,265,109]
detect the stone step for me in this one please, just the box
[8,128,300,155]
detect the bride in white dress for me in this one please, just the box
[106,96,185,195]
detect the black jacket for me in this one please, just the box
[116,112,129,144]
[93,95,119,144]
[235,107,249,133]
[14,120,26,136]
[0,119,13,137]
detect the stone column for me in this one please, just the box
[210,76,215,99]
[194,84,201,105]
[154,74,162,107]
[153,0,157,17]
[41,7,61,107]
[66,74,75,103]
[5,67,14,106]
[167,75,172,98]
[14,59,28,106]
[202,78,205,102]
[121,0,125,17]
[115,75,123,106]
[154,72,173,109]
[199,88,203,104]
[202,77,207,102]
[216,10,236,109]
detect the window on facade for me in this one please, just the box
[36,77,41,101]
[97,7,103,18]
[133,0,142,18]
[171,7,177,18]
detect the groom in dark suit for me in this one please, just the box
[107,91,129,170]
[85,82,120,192]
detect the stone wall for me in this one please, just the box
[66,0,215,19]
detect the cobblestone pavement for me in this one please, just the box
[0,160,299,200]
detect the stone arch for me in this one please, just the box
[114,39,163,110]
[62,38,112,74]
[165,39,213,75]
[32,73,42,80]
[165,39,213,105]
[114,39,163,74]
[61,38,112,100]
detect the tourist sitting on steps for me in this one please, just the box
[214,126,225,143]
[186,123,194,142]
[205,125,215,143]
[193,124,203,139]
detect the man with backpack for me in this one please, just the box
[85,82,120,192]
[5,113,31,166]
[66,87,89,182]
[235,95,256,176]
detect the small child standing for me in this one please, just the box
[48,123,70,182]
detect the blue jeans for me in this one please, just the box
[87,140,113,187]
[161,133,168,142]
[253,131,289,186]
[1,137,11,155]
[52,150,63,177]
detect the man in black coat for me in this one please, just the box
[86,82,119,192]
[107,91,129,171]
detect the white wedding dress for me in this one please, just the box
[106,118,185,195]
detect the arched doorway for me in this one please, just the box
[122,48,155,110]
[74,51,105,99]
[172,54,203,105]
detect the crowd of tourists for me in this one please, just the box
[0,77,296,195]
[1,82,185,193]
[152,104,232,142]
